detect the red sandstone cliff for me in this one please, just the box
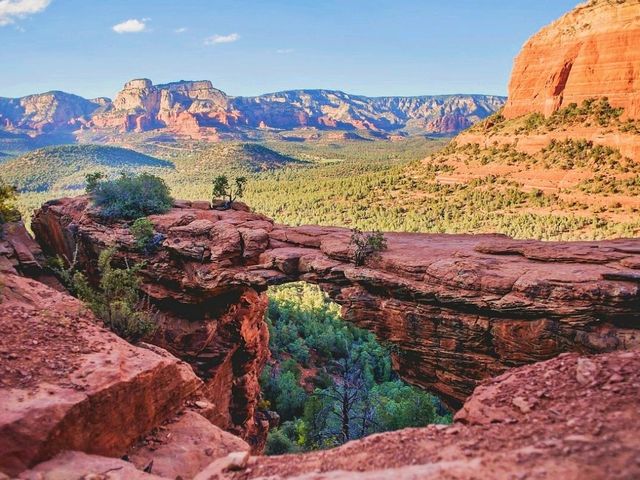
[0,80,505,143]
[503,0,640,120]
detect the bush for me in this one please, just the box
[86,172,173,220]
[130,217,161,253]
[265,428,298,455]
[0,179,19,225]
[73,248,157,343]
[349,229,387,266]
[524,113,545,131]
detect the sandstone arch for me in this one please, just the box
[32,197,640,440]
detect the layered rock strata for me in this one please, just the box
[0,80,505,141]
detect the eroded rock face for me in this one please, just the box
[503,0,640,120]
[32,197,640,409]
[92,79,235,138]
[0,221,256,478]
[0,80,505,140]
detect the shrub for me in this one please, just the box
[524,113,545,132]
[265,428,298,455]
[349,229,387,266]
[130,217,161,253]
[73,247,157,343]
[86,172,173,220]
[0,179,19,225]
[212,175,247,209]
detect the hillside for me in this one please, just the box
[0,144,173,192]
[394,0,640,240]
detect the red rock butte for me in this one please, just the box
[503,0,640,120]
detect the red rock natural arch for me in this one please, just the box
[31,197,640,424]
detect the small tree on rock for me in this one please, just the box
[349,229,387,266]
[212,175,247,209]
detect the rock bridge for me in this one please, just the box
[32,197,640,437]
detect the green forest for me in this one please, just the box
[261,283,451,455]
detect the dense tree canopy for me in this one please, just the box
[261,283,451,454]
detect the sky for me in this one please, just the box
[0,0,580,99]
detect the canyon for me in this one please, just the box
[30,197,640,412]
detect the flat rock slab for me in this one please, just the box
[17,451,167,480]
[129,411,249,479]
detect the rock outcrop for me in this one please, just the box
[503,0,640,120]
[0,221,255,478]
[0,223,203,476]
[91,79,236,138]
[32,197,640,410]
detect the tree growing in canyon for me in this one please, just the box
[212,175,247,209]
[263,283,450,455]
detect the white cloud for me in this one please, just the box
[174,27,187,34]
[112,18,147,34]
[276,48,294,54]
[0,0,51,26]
[204,32,240,45]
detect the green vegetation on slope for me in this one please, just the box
[262,283,450,454]
[8,132,640,240]
[470,97,640,136]
[147,141,303,173]
[0,144,173,192]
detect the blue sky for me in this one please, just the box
[0,0,580,99]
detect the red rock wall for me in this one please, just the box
[503,0,640,120]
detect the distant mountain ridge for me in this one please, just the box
[0,79,505,144]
